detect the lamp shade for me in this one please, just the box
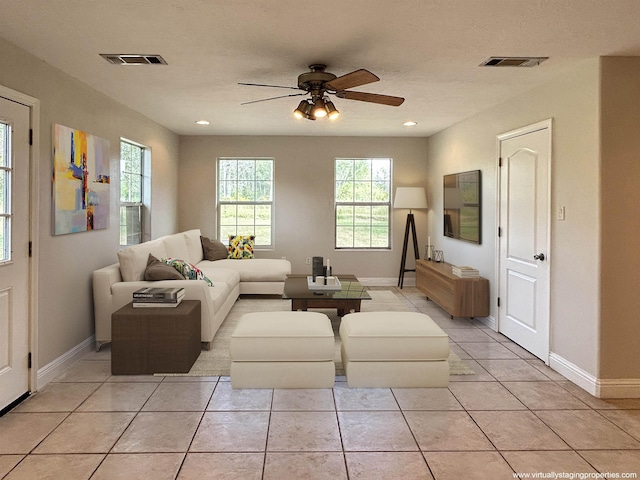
[394,187,428,209]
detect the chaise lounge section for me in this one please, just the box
[92,229,291,350]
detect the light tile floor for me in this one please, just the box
[1,287,640,479]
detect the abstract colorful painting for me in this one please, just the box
[52,124,110,235]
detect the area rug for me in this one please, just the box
[168,290,475,377]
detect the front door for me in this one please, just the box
[0,96,31,411]
[497,120,551,361]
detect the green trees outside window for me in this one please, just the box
[218,158,274,247]
[335,158,391,249]
[120,141,145,246]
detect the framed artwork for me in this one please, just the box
[52,124,110,235]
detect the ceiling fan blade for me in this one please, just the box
[241,92,307,105]
[324,69,379,91]
[336,90,405,106]
[238,82,300,90]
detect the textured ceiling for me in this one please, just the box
[1,0,639,136]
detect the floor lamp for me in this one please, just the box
[395,187,428,288]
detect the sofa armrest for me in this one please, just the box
[92,264,122,346]
[110,280,216,343]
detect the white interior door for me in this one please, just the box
[497,120,551,361]
[0,96,31,410]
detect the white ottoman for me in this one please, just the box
[230,311,335,388]
[339,311,450,388]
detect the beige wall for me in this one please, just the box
[599,57,640,379]
[178,136,429,277]
[0,37,180,366]
[4,24,636,388]
[428,59,601,377]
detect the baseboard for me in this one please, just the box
[549,352,598,396]
[36,335,95,390]
[359,277,413,287]
[537,353,640,399]
[596,378,640,398]
[475,314,496,330]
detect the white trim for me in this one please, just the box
[549,352,597,396]
[549,352,640,398]
[359,277,410,287]
[0,84,40,395]
[36,335,95,389]
[596,378,640,399]
[474,314,496,330]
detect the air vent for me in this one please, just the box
[100,54,167,65]
[480,57,548,67]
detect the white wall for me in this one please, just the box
[0,37,180,366]
[178,136,429,278]
[428,59,601,377]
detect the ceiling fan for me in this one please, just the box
[238,64,405,121]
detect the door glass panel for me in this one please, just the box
[0,122,10,262]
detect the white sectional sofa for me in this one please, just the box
[92,229,291,350]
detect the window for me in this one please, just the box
[0,122,10,262]
[217,158,274,248]
[120,140,149,246]
[335,158,392,249]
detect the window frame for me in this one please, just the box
[334,157,392,250]
[0,121,11,263]
[119,139,151,247]
[216,157,275,249]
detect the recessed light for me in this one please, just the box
[195,120,210,125]
[403,121,417,127]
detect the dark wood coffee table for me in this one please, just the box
[282,274,371,316]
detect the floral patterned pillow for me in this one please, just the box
[228,235,255,259]
[162,258,213,286]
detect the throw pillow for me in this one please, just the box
[162,258,214,286]
[201,235,229,261]
[144,254,185,281]
[228,235,255,259]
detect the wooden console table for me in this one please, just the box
[416,260,489,318]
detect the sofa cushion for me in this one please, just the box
[202,259,290,282]
[183,229,204,264]
[144,254,185,281]
[198,264,241,287]
[228,235,255,259]
[162,233,190,261]
[201,236,229,261]
[163,258,214,286]
[208,279,230,312]
[118,239,168,282]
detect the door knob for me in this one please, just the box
[533,253,545,261]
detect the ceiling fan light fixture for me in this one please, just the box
[312,97,328,118]
[293,100,313,119]
[325,100,340,120]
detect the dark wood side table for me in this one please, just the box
[111,300,201,375]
